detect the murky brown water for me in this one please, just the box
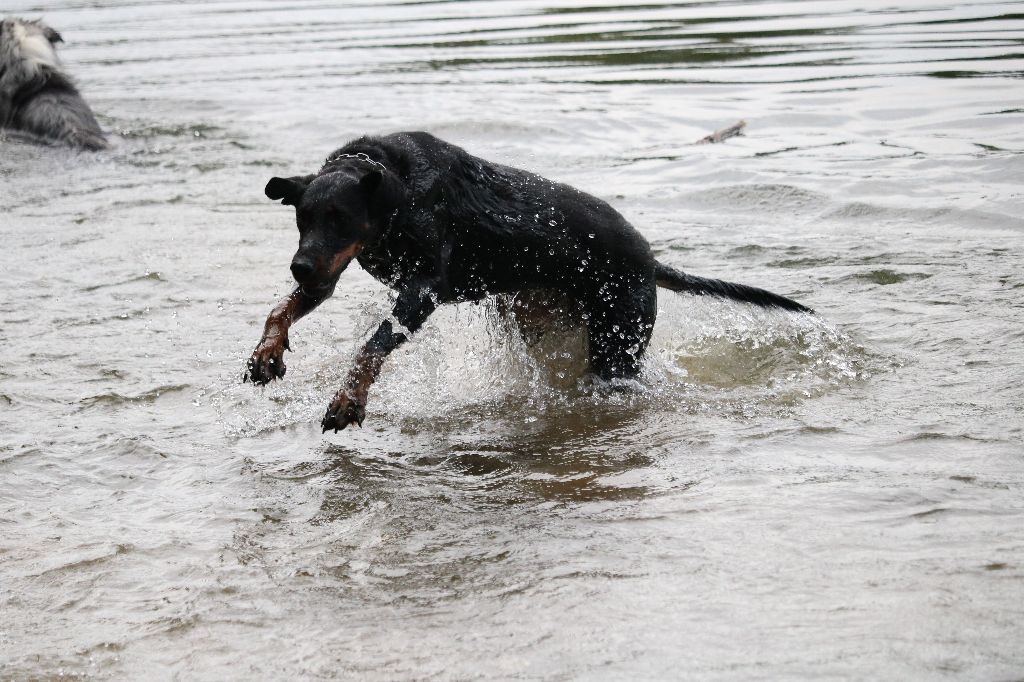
[2,1,1023,679]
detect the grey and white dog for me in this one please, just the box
[0,17,107,150]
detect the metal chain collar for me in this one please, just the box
[324,151,387,172]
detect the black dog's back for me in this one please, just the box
[332,132,806,311]
[331,132,657,301]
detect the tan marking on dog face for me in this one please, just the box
[328,242,363,273]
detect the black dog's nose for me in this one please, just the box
[290,259,315,283]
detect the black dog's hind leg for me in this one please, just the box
[586,276,658,381]
[322,283,438,432]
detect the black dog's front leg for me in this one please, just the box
[245,285,333,385]
[322,284,438,433]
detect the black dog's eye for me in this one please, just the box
[327,207,349,224]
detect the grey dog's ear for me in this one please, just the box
[265,175,314,206]
[43,26,64,44]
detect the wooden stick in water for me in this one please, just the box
[696,119,747,144]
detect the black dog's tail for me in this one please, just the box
[655,262,812,313]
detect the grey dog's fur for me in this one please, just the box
[0,17,107,150]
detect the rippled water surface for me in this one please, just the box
[2,1,1023,679]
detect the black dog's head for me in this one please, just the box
[265,166,405,295]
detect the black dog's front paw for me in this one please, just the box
[321,390,366,433]
[243,335,288,385]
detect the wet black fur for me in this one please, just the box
[267,131,811,381]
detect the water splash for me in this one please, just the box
[217,292,875,436]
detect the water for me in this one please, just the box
[2,1,1022,679]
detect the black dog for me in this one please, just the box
[245,132,810,432]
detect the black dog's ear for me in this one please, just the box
[265,175,314,206]
[359,170,383,195]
